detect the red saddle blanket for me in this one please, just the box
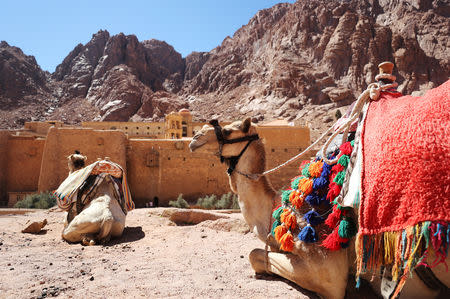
[360,80,450,234]
[356,80,450,295]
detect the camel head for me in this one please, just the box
[189,117,257,158]
[67,150,87,174]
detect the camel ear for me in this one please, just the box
[240,117,252,133]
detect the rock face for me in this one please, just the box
[0,0,449,130]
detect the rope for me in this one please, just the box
[237,81,398,180]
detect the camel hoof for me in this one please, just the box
[82,236,96,246]
[249,248,269,275]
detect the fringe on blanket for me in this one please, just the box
[356,221,449,297]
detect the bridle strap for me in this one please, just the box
[209,120,259,176]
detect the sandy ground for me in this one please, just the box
[0,207,320,299]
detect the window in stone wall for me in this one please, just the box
[146,149,159,167]
[272,149,275,152]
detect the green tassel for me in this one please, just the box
[333,171,346,186]
[351,140,355,147]
[282,190,291,204]
[271,220,281,236]
[338,216,357,238]
[302,164,311,177]
[272,207,284,221]
[338,155,350,167]
[421,221,431,248]
[291,177,301,190]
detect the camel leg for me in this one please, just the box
[96,218,113,244]
[249,248,348,299]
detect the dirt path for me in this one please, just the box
[0,208,318,299]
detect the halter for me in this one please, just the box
[209,120,260,176]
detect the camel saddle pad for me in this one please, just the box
[359,79,450,235]
[54,160,134,212]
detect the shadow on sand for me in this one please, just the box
[254,273,320,298]
[106,226,145,246]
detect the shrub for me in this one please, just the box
[196,194,217,209]
[196,192,240,210]
[168,194,190,209]
[335,109,342,120]
[14,192,56,209]
[230,193,240,210]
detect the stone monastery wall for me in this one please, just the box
[0,123,312,207]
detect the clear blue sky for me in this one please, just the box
[1,0,295,72]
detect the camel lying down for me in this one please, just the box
[56,153,133,245]
[189,118,449,299]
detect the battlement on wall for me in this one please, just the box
[0,119,312,207]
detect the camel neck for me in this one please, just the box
[230,141,276,242]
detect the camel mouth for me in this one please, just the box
[188,140,204,152]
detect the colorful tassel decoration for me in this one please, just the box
[338,216,357,239]
[272,207,284,221]
[325,206,342,228]
[322,228,349,251]
[274,224,288,241]
[339,142,353,156]
[281,190,291,205]
[280,231,294,252]
[298,225,318,243]
[308,161,323,178]
[305,193,321,207]
[284,212,298,230]
[298,178,313,195]
[271,220,281,236]
[301,164,311,177]
[291,176,301,190]
[290,191,304,209]
[304,210,324,226]
[312,176,328,189]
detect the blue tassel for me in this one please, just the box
[356,277,361,288]
[313,176,328,189]
[321,162,332,177]
[317,194,328,205]
[305,194,321,207]
[304,210,324,226]
[298,225,318,243]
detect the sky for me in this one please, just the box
[1,0,295,72]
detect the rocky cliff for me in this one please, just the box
[0,0,448,132]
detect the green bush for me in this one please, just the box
[196,194,217,209]
[14,192,56,209]
[335,109,342,120]
[196,192,240,210]
[169,194,190,209]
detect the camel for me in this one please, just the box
[58,153,129,246]
[189,118,449,299]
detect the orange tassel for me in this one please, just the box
[274,224,287,241]
[298,178,313,195]
[291,193,304,209]
[280,209,290,223]
[309,161,324,178]
[280,231,294,252]
[284,213,298,230]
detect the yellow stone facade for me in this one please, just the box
[0,113,313,207]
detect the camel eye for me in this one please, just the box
[222,128,232,136]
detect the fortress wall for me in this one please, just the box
[38,127,128,192]
[83,121,165,138]
[127,139,229,207]
[258,126,313,189]
[6,136,45,193]
[3,122,314,208]
[0,131,10,203]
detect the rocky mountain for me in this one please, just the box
[0,0,449,134]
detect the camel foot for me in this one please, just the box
[81,235,96,246]
[249,248,270,275]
